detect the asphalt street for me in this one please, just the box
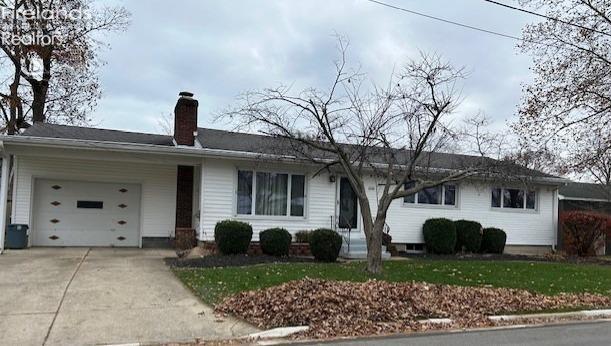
[305,321,611,346]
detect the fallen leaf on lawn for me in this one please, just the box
[215,278,611,339]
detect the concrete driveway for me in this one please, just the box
[0,248,258,346]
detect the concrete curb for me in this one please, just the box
[246,326,310,339]
[246,310,611,345]
[418,318,453,324]
[488,309,611,322]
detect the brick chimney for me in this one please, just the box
[174,91,198,146]
[173,91,198,248]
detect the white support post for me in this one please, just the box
[198,159,205,241]
[0,155,10,254]
[552,187,559,251]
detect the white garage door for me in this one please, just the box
[32,179,141,247]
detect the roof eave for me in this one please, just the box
[0,135,304,162]
[558,194,611,202]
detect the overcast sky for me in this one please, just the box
[92,0,535,134]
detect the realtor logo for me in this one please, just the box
[0,3,91,46]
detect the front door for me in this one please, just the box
[338,177,358,232]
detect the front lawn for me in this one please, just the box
[173,259,611,305]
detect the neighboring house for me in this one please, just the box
[0,92,566,256]
[558,182,611,255]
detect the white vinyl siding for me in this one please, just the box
[13,155,177,239]
[200,158,335,241]
[199,159,555,246]
[370,180,556,246]
[12,153,557,248]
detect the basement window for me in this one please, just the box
[77,201,104,209]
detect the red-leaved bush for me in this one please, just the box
[560,211,610,257]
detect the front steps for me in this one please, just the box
[339,237,391,260]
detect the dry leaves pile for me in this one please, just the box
[215,279,611,339]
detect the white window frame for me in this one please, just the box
[403,183,459,209]
[491,187,538,212]
[235,169,308,219]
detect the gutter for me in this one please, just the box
[0,135,569,185]
[0,135,301,161]
[558,194,611,203]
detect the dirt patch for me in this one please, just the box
[164,254,316,268]
[216,278,611,339]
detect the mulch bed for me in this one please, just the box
[164,254,316,268]
[398,252,611,265]
[215,278,611,339]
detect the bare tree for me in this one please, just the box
[513,0,611,184]
[461,112,509,159]
[156,112,173,135]
[0,0,130,134]
[562,134,611,188]
[223,41,505,274]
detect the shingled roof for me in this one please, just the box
[22,123,174,146]
[560,182,611,201]
[19,123,557,179]
[196,128,556,178]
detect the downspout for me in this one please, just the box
[552,187,559,252]
[198,158,206,241]
[0,145,10,254]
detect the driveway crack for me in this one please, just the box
[42,248,90,346]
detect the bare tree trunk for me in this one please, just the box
[30,55,51,124]
[359,195,385,274]
[366,222,384,274]
[5,60,22,134]
[31,81,48,123]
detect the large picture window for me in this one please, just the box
[403,182,457,206]
[491,188,536,210]
[237,170,306,217]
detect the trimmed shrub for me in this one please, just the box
[480,228,507,254]
[454,220,483,253]
[260,228,292,257]
[214,220,253,254]
[560,211,609,257]
[422,218,457,254]
[309,228,343,262]
[294,230,312,243]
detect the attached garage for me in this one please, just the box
[32,179,141,247]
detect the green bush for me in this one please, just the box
[480,227,507,254]
[309,228,343,262]
[260,228,292,257]
[422,218,457,254]
[454,220,483,253]
[214,220,253,254]
[294,230,312,243]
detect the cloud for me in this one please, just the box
[92,0,534,134]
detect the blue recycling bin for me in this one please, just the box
[5,224,28,249]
